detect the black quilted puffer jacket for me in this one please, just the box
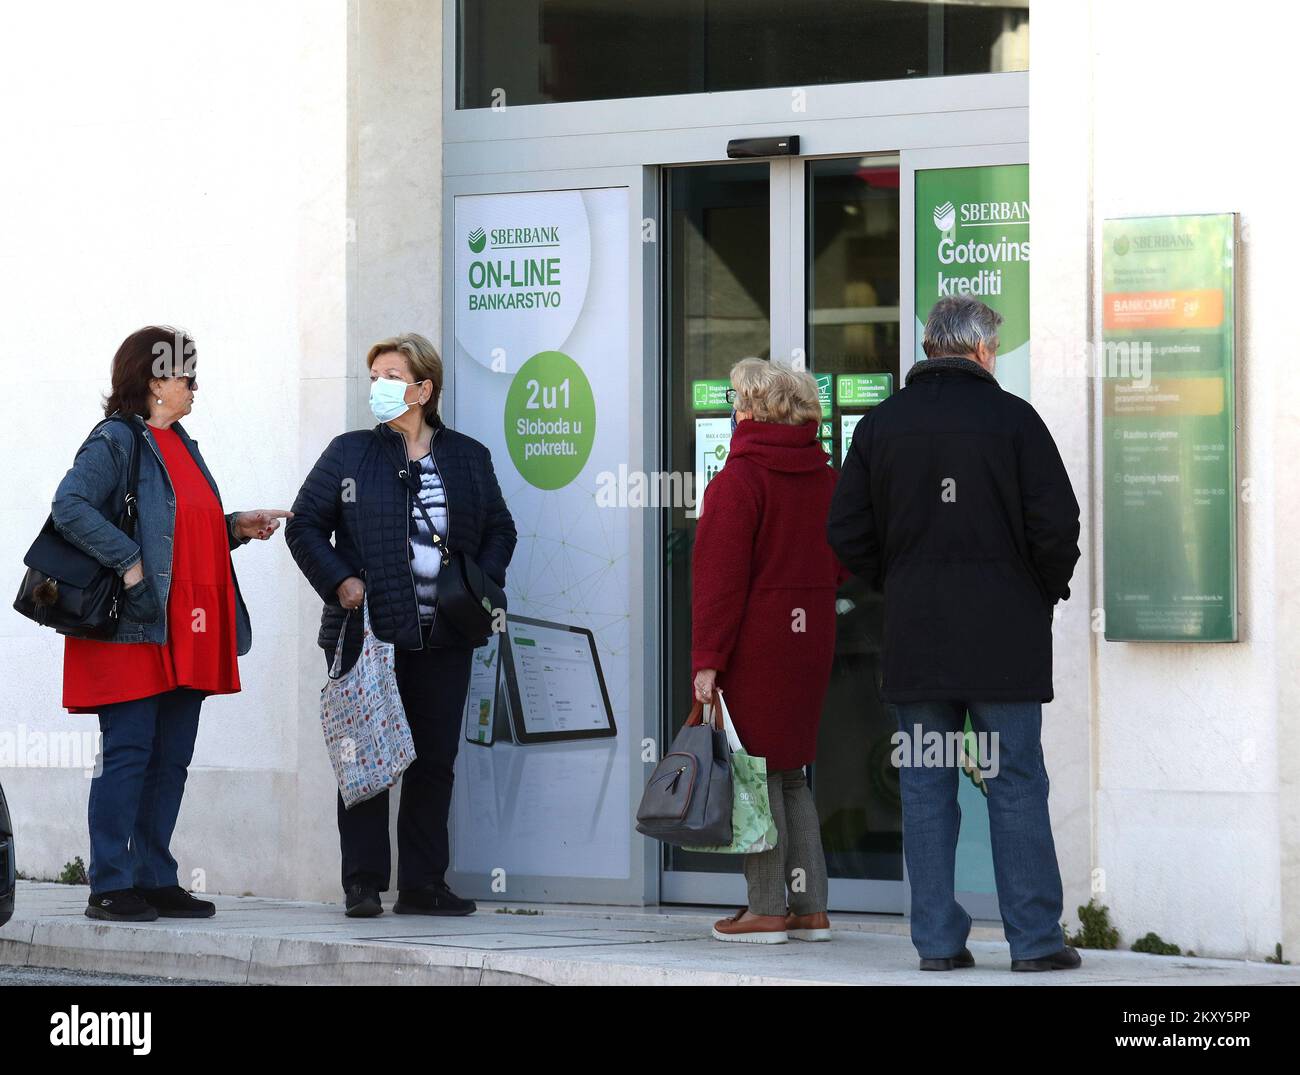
[286,416,517,668]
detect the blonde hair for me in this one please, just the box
[730,357,821,425]
[366,333,443,421]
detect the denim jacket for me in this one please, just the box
[49,412,253,653]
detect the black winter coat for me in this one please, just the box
[827,357,1081,703]
[286,416,517,669]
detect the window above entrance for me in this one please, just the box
[457,0,1029,110]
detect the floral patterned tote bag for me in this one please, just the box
[320,601,416,808]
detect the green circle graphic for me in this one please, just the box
[504,350,596,489]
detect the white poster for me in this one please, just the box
[840,413,862,464]
[693,417,732,518]
[451,188,631,884]
[463,634,500,746]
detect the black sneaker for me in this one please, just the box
[138,885,216,919]
[85,888,160,922]
[1011,945,1083,972]
[394,880,476,916]
[344,884,383,918]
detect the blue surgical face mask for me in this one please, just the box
[370,377,421,423]
[730,407,738,433]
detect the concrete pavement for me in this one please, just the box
[2,881,1296,986]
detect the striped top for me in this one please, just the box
[409,452,448,623]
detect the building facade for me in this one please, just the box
[1,0,1295,960]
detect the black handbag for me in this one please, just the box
[635,698,734,847]
[13,417,142,639]
[407,465,506,646]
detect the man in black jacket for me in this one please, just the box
[828,295,1082,973]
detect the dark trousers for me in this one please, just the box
[88,688,203,895]
[337,642,473,893]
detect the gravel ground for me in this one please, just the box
[0,964,234,986]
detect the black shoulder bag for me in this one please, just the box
[13,417,143,639]
[403,462,505,647]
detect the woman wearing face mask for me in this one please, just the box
[285,332,516,918]
[52,325,292,923]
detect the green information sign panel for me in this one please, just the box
[914,164,1030,400]
[1101,213,1237,642]
[837,372,894,407]
[691,379,730,411]
[814,372,833,417]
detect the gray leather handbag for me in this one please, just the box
[635,698,733,847]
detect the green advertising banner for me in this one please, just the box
[914,164,1030,399]
[1101,213,1238,642]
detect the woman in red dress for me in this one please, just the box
[52,326,291,923]
[691,358,848,944]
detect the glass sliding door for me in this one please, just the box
[804,156,905,911]
[660,162,770,904]
[655,151,909,909]
[659,155,907,913]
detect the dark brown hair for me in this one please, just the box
[103,325,196,418]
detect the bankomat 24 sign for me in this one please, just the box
[1101,213,1238,642]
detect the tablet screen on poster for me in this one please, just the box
[499,614,617,744]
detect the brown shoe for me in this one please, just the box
[785,910,832,941]
[711,906,788,944]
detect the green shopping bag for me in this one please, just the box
[686,690,778,854]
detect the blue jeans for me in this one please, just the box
[88,688,203,895]
[892,700,1065,961]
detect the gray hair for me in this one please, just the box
[922,296,1003,359]
[730,357,822,425]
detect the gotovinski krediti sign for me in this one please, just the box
[915,164,1030,399]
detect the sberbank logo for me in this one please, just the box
[468,226,486,253]
[933,201,956,232]
[1114,235,1130,256]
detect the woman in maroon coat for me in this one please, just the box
[692,358,847,944]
